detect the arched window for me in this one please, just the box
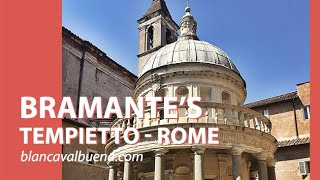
[155,88,165,98]
[200,86,212,101]
[147,26,154,50]
[222,91,231,104]
[155,89,165,120]
[175,86,189,98]
[175,86,189,120]
[166,28,172,44]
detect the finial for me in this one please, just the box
[184,0,191,13]
[180,0,199,40]
[185,6,191,13]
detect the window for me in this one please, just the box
[155,88,166,98]
[159,109,164,120]
[222,91,231,104]
[262,110,269,118]
[302,105,310,120]
[166,29,172,44]
[147,26,154,50]
[176,86,189,98]
[155,89,166,120]
[299,161,310,175]
[87,149,97,165]
[200,86,212,101]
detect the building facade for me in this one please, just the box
[106,1,278,180]
[61,1,309,180]
[246,82,310,180]
[62,27,137,180]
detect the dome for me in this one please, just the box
[139,39,240,77]
[139,6,240,77]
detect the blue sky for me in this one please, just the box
[62,0,310,103]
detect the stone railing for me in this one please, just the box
[110,102,272,135]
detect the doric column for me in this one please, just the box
[192,146,206,180]
[247,161,252,180]
[267,160,277,180]
[256,153,268,180]
[123,161,133,180]
[154,148,168,180]
[231,147,243,180]
[108,162,119,180]
[217,154,228,180]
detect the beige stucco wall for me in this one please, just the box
[297,82,310,106]
[296,82,310,137]
[275,159,310,180]
[250,82,310,140]
[275,144,310,180]
[251,100,297,140]
[249,82,310,180]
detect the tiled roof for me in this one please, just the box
[278,137,310,147]
[245,91,298,108]
[138,0,179,30]
[144,0,171,18]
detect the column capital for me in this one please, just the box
[153,148,169,157]
[256,153,268,161]
[267,159,277,167]
[192,146,206,155]
[231,146,244,156]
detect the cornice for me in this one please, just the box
[134,70,246,99]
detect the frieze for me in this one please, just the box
[106,127,277,158]
[134,70,246,99]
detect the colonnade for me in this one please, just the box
[107,147,276,180]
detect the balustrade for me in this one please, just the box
[110,102,271,137]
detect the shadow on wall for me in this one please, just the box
[275,144,309,161]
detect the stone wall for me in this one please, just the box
[62,27,137,180]
[62,27,137,124]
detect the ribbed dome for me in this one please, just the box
[139,39,240,77]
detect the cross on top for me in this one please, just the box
[185,0,190,7]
